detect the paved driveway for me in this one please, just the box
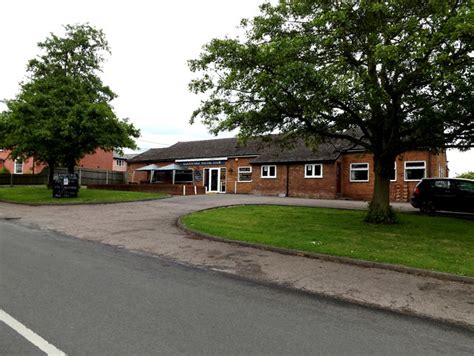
[3,221,474,355]
[0,195,472,328]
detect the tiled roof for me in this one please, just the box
[129,138,261,163]
[157,137,265,159]
[129,136,359,164]
[250,140,344,164]
[123,153,138,160]
[113,151,138,160]
[128,148,168,163]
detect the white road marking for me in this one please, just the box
[0,309,66,356]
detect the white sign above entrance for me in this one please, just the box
[175,157,228,166]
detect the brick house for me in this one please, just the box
[112,151,137,172]
[127,137,447,202]
[0,149,114,174]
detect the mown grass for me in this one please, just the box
[0,185,169,204]
[182,205,474,276]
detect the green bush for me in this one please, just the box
[0,167,10,174]
[457,171,474,179]
[364,202,398,224]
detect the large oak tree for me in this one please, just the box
[189,0,473,223]
[0,24,139,185]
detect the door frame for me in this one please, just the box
[208,168,221,193]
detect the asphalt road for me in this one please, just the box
[1,221,473,355]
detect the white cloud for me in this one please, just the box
[1,1,471,172]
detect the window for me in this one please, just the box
[405,161,426,181]
[350,163,369,182]
[390,162,397,181]
[14,159,23,174]
[238,166,252,182]
[433,180,450,189]
[116,159,124,167]
[261,165,277,178]
[305,164,323,178]
[457,180,474,193]
[174,170,194,183]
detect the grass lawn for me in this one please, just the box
[0,185,169,204]
[182,205,474,276]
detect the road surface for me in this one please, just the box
[1,220,472,355]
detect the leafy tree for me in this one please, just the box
[457,171,474,179]
[189,0,473,223]
[1,24,139,185]
[0,167,10,174]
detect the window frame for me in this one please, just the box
[404,161,426,181]
[304,164,323,178]
[261,165,277,179]
[237,166,252,182]
[14,159,23,174]
[390,162,397,182]
[350,163,369,182]
[458,180,474,193]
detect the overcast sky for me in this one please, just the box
[0,0,472,176]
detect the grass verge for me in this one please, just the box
[0,185,169,204]
[182,205,474,276]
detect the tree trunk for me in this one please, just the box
[365,155,397,224]
[47,161,55,188]
[66,158,76,175]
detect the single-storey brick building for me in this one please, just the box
[127,137,447,202]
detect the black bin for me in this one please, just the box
[53,174,80,198]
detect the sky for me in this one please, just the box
[0,0,472,176]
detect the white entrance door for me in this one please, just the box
[208,168,220,193]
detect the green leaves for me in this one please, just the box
[189,0,473,152]
[1,24,140,170]
[188,0,472,220]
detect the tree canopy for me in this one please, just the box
[189,0,473,222]
[457,171,474,179]
[1,24,140,180]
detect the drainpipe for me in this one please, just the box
[427,152,432,177]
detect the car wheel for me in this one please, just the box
[420,201,436,214]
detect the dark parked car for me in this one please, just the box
[410,178,474,213]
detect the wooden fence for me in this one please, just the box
[0,167,126,186]
[0,173,47,185]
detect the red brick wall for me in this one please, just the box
[226,157,254,194]
[78,149,113,170]
[288,163,338,199]
[88,183,206,195]
[341,151,447,202]
[340,152,375,201]
[126,150,447,202]
[0,151,44,174]
[250,164,288,196]
[0,149,114,174]
[248,163,337,198]
[128,158,258,194]
[128,162,153,183]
